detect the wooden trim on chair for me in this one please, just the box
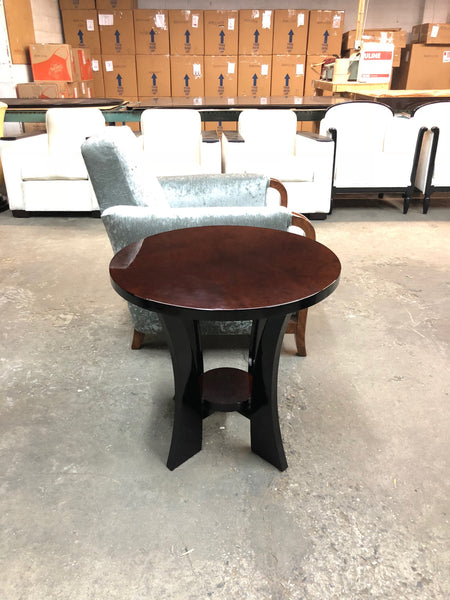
[269,178,288,207]
[291,212,316,241]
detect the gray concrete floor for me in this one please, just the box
[0,195,449,599]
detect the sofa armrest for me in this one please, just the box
[102,205,292,253]
[222,131,245,142]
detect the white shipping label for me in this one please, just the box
[228,62,235,74]
[443,51,450,63]
[193,63,202,77]
[252,10,259,19]
[260,97,268,104]
[262,11,272,29]
[228,18,235,31]
[86,19,95,31]
[298,14,305,27]
[155,14,166,29]
[105,60,114,72]
[333,15,341,28]
[193,97,202,105]
[98,14,114,27]
[227,97,235,105]
[431,25,439,38]
[192,15,199,28]
[261,64,269,76]
[92,59,99,72]
[296,63,304,75]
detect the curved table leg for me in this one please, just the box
[249,314,291,471]
[160,315,204,470]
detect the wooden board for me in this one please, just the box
[3,0,35,64]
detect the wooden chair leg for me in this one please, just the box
[131,329,145,349]
[285,309,307,356]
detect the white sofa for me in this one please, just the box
[2,107,105,216]
[412,101,450,214]
[221,109,335,218]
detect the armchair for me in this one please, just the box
[318,101,425,214]
[221,109,335,218]
[411,101,450,214]
[81,126,314,355]
[140,108,221,175]
[2,107,106,216]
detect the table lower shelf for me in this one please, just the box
[201,367,252,415]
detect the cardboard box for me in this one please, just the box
[237,55,272,97]
[16,81,79,99]
[102,54,138,97]
[273,10,309,55]
[169,10,204,55]
[271,55,305,96]
[411,23,450,45]
[357,43,394,84]
[304,54,329,95]
[136,55,171,97]
[29,44,75,82]
[204,55,238,97]
[61,10,101,54]
[96,0,135,8]
[239,10,274,55]
[392,44,450,89]
[170,55,204,97]
[204,10,239,56]
[59,0,96,8]
[72,48,93,81]
[91,54,105,96]
[342,28,406,52]
[307,10,344,55]
[98,10,135,54]
[134,9,169,55]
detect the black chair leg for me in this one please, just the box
[403,195,410,214]
[423,196,430,214]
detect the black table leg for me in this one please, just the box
[160,315,204,470]
[249,314,291,471]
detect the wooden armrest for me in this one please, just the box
[269,178,288,208]
[291,212,316,240]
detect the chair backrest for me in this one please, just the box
[141,109,202,173]
[81,125,167,213]
[46,107,106,159]
[238,109,297,155]
[320,101,394,153]
[412,101,450,183]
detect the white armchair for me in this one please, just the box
[2,107,106,217]
[140,108,222,176]
[221,109,334,218]
[319,101,425,214]
[411,101,450,214]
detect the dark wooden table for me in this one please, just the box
[109,226,341,471]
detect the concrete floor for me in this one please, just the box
[0,195,449,599]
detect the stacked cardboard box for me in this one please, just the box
[271,10,308,97]
[341,28,406,67]
[304,10,345,97]
[23,44,94,99]
[392,23,450,89]
[238,10,273,98]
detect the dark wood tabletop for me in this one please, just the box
[109,226,341,321]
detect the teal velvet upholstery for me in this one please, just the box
[81,126,293,343]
